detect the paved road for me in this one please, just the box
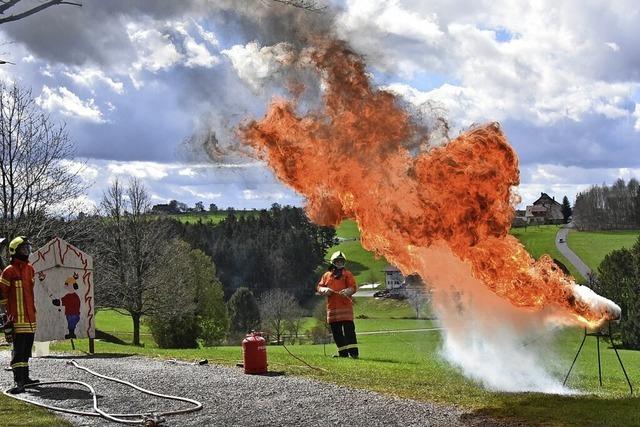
[555,223,592,280]
[353,290,376,297]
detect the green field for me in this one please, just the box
[167,210,256,225]
[568,229,640,272]
[36,299,640,426]
[510,225,586,283]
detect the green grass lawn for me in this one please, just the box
[0,396,72,426]
[23,299,637,426]
[510,225,586,283]
[568,229,640,272]
[46,324,640,426]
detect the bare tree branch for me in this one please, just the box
[0,83,87,251]
[0,0,81,25]
[267,0,326,12]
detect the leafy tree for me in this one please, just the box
[561,195,572,224]
[146,239,228,348]
[192,249,228,346]
[195,201,205,212]
[209,203,218,213]
[596,236,640,349]
[227,287,260,339]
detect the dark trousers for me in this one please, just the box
[330,320,358,357]
[11,333,34,384]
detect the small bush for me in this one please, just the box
[147,314,200,348]
[309,323,332,344]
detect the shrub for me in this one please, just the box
[597,236,640,349]
[227,287,260,339]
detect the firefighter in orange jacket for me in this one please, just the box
[317,251,359,358]
[0,236,40,394]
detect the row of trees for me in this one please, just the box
[573,179,640,230]
[174,205,336,302]
[91,179,329,348]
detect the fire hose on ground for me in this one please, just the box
[2,360,203,426]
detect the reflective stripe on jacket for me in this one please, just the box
[0,259,37,334]
[317,269,357,323]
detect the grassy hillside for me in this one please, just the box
[328,219,389,285]
[568,229,640,272]
[510,225,586,283]
[167,210,256,224]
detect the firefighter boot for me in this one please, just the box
[25,366,40,386]
[9,367,26,394]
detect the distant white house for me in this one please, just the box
[525,192,564,224]
[382,265,404,289]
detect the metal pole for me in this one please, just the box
[608,323,633,395]
[563,328,587,386]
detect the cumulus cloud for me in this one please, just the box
[35,85,105,123]
[243,189,286,200]
[183,35,219,68]
[339,0,640,128]
[64,68,124,94]
[107,161,171,180]
[222,42,294,91]
[3,0,639,210]
[127,23,183,73]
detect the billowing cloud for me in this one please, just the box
[222,42,294,91]
[1,0,639,210]
[64,68,124,94]
[127,23,183,73]
[35,85,105,123]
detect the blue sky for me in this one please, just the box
[1,0,639,211]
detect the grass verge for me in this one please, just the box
[568,229,640,272]
[510,225,586,283]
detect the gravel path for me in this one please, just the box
[0,351,515,426]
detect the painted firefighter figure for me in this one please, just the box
[52,273,81,339]
[0,236,40,394]
[317,251,359,358]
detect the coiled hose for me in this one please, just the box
[2,360,203,426]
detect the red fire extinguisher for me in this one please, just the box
[242,332,267,374]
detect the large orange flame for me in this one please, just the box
[241,39,618,327]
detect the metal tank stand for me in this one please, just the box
[563,322,633,394]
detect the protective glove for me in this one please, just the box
[339,288,355,297]
[1,313,14,344]
[317,287,332,296]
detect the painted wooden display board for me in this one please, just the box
[29,237,95,342]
